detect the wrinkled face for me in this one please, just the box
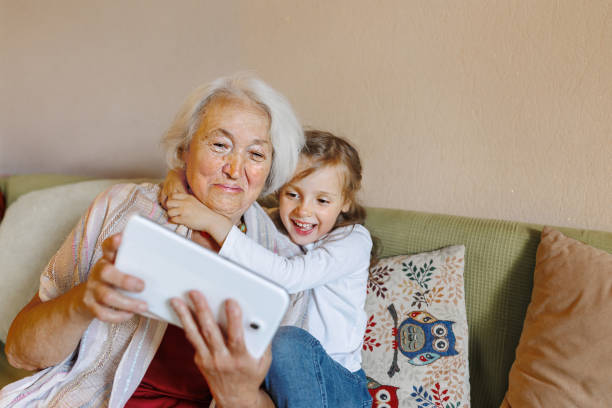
[279,160,350,246]
[183,98,272,224]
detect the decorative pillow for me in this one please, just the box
[501,227,612,407]
[362,245,470,408]
[0,179,120,342]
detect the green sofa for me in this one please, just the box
[1,174,611,407]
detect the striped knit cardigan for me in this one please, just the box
[0,183,307,408]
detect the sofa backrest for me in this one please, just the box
[2,175,611,407]
[0,174,96,207]
[364,207,612,407]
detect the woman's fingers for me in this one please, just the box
[91,278,147,313]
[171,292,238,360]
[189,291,228,355]
[96,258,145,293]
[88,301,136,323]
[101,233,122,263]
[170,293,271,406]
[171,297,211,359]
[258,345,273,375]
[80,278,143,323]
[81,240,147,323]
[99,234,145,293]
[224,299,247,354]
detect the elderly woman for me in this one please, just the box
[1,75,307,407]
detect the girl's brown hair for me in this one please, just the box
[281,129,380,267]
[291,129,367,228]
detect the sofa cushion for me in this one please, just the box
[0,179,121,342]
[362,245,470,407]
[501,227,612,407]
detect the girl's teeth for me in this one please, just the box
[294,221,314,230]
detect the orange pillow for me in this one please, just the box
[502,227,612,407]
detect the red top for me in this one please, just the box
[125,325,213,407]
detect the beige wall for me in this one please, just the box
[1,0,243,177]
[1,1,611,231]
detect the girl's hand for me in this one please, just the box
[77,234,148,323]
[166,193,212,231]
[166,194,233,245]
[171,292,273,408]
[159,168,188,209]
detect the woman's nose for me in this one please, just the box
[222,153,244,179]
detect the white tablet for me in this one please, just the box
[114,214,289,358]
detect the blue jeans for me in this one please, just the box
[264,326,372,408]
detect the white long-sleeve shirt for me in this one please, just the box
[219,223,372,372]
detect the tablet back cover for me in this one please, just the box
[115,214,289,358]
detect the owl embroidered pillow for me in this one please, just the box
[362,245,470,408]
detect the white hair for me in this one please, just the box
[160,74,304,195]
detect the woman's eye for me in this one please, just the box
[211,142,228,152]
[285,191,298,199]
[249,151,266,161]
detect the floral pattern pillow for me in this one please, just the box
[362,245,470,408]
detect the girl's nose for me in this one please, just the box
[295,202,312,217]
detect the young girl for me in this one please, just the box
[163,130,373,407]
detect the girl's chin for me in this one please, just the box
[290,228,318,245]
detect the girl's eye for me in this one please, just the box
[317,198,330,205]
[285,191,299,199]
